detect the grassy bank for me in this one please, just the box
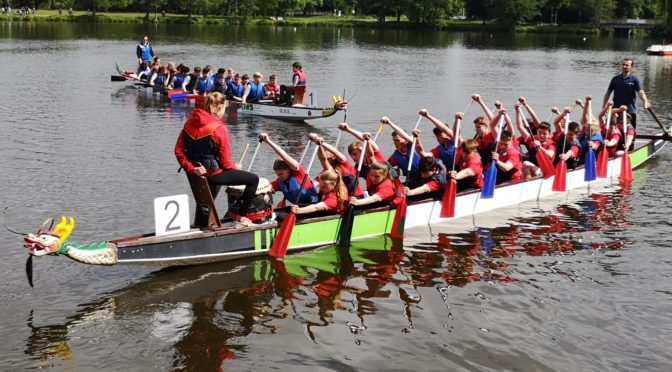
[0,10,608,35]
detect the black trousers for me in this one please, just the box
[208,170,259,215]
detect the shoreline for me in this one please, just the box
[0,11,623,35]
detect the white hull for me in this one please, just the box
[228,101,339,120]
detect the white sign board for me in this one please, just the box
[154,194,190,236]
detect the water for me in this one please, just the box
[1,22,672,371]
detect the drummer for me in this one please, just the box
[174,92,259,226]
[258,132,319,207]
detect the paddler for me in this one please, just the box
[174,92,259,227]
[242,72,265,103]
[380,116,423,180]
[418,108,458,171]
[515,104,555,180]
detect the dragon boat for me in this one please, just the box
[22,130,670,273]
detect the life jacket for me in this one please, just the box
[579,132,604,163]
[265,82,280,94]
[554,136,581,169]
[248,82,265,100]
[293,70,307,86]
[277,173,319,205]
[391,144,421,177]
[138,43,152,62]
[229,83,244,98]
[181,110,222,171]
[408,169,447,190]
[435,142,456,171]
[152,72,166,85]
[196,76,214,94]
[172,73,186,89]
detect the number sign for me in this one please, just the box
[154,194,190,236]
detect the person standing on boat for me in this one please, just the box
[258,132,319,207]
[174,92,259,227]
[136,35,154,66]
[280,62,307,106]
[602,58,650,129]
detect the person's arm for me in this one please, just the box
[241,84,252,103]
[553,107,572,132]
[404,184,431,196]
[381,116,412,143]
[410,129,427,156]
[504,111,515,137]
[350,193,381,206]
[515,104,532,142]
[259,132,299,170]
[292,202,327,214]
[472,94,494,120]
[149,73,157,86]
[319,137,347,163]
[598,101,613,127]
[518,96,541,127]
[449,167,475,180]
[603,86,613,108]
[338,123,381,152]
[136,45,142,64]
[310,135,334,172]
[638,89,651,109]
[491,152,513,172]
[214,126,238,170]
[418,109,454,138]
[489,109,505,139]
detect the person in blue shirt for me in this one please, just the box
[603,58,650,129]
[136,35,154,65]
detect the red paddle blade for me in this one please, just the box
[552,160,567,192]
[596,148,608,178]
[440,179,457,218]
[167,89,184,97]
[536,150,555,179]
[620,152,633,181]
[269,213,296,258]
[389,196,407,240]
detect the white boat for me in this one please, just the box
[646,44,672,56]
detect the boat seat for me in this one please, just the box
[185,165,222,229]
[292,86,306,105]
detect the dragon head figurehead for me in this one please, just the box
[331,95,348,110]
[24,216,75,256]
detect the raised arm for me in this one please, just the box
[338,122,380,152]
[418,109,454,138]
[518,96,541,127]
[472,94,494,121]
[410,129,428,156]
[380,116,412,143]
[258,132,300,170]
[515,104,532,142]
[581,96,594,126]
[598,101,614,126]
[553,107,572,133]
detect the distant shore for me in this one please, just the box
[0,10,620,35]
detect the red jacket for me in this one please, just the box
[174,109,236,175]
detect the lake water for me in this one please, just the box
[1,22,671,371]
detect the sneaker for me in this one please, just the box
[236,216,254,227]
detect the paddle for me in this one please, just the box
[597,105,612,178]
[620,111,633,181]
[390,116,422,239]
[239,143,250,165]
[519,105,555,178]
[268,173,309,259]
[440,114,461,218]
[647,107,672,137]
[337,139,368,248]
[584,101,597,182]
[111,75,128,82]
[247,140,262,172]
[372,123,384,143]
[552,111,571,192]
[269,140,313,258]
[480,115,505,199]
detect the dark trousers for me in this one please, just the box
[208,170,259,215]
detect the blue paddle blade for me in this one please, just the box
[585,147,597,182]
[481,161,497,199]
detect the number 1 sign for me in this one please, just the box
[154,194,190,236]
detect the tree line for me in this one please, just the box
[5,0,672,33]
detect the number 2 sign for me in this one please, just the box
[154,194,190,236]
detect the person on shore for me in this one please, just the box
[136,35,154,65]
[602,58,651,128]
[174,92,259,227]
[258,133,319,207]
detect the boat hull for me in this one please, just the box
[226,101,340,120]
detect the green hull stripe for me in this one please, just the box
[254,230,261,251]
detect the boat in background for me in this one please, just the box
[646,44,672,56]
